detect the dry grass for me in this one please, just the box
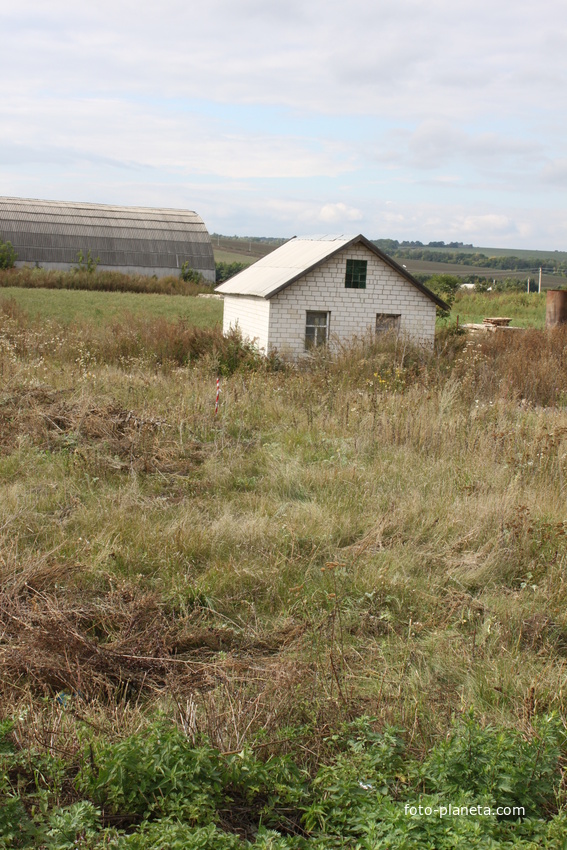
[0,266,211,296]
[1,298,567,763]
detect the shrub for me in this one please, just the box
[216,261,249,283]
[424,274,462,317]
[73,249,100,274]
[0,236,17,269]
[99,320,267,374]
[0,266,209,296]
[180,262,206,285]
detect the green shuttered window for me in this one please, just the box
[345,259,367,289]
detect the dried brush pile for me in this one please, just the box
[0,568,214,699]
[0,556,322,757]
[0,386,203,473]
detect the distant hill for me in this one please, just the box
[212,234,286,266]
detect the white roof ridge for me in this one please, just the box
[290,233,357,242]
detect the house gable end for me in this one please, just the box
[267,241,438,356]
[264,236,448,311]
[215,234,448,311]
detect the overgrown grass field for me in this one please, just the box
[1,291,567,847]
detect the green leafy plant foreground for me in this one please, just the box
[2,715,567,848]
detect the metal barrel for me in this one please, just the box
[546,290,567,328]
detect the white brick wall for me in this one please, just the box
[222,295,270,351]
[221,244,437,358]
[268,244,436,356]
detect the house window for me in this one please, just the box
[345,259,367,289]
[305,311,329,348]
[376,313,401,335]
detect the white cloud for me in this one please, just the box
[459,214,516,237]
[375,121,544,172]
[540,159,567,186]
[0,96,356,180]
[318,203,363,223]
[3,0,567,119]
[1,0,567,247]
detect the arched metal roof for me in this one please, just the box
[0,197,215,280]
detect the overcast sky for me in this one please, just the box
[2,0,567,248]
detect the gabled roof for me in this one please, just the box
[215,234,449,309]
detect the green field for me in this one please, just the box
[402,257,561,287]
[451,290,547,327]
[213,234,567,263]
[0,282,547,331]
[429,244,567,262]
[214,248,257,265]
[0,285,223,326]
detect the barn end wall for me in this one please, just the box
[267,244,437,356]
[222,295,270,351]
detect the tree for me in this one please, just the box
[0,237,17,269]
[425,274,461,318]
[180,261,204,284]
[215,261,248,283]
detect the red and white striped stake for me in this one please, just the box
[215,377,220,415]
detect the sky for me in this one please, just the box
[2,0,567,248]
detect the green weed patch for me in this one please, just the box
[2,716,566,847]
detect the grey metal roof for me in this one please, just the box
[215,234,449,309]
[0,196,215,273]
[215,236,354,298]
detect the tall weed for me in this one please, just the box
[0,267,211,296]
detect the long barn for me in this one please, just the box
[0,197,215,280]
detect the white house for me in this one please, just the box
[215,234,447,356]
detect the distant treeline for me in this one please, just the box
[212,233,285,247]
[374,239,473,251]
[373,240,567,275]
